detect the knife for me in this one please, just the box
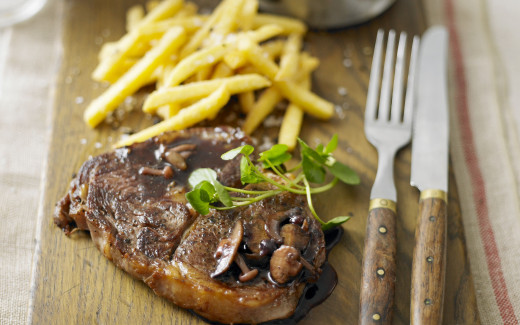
[410,26,449,325]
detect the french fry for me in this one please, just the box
[126,5,145,32]
[252,13,307,35]
[163,44,228,87]
[279,75,310,150]
[84,27,187,128]
[261,40,286,60]
[238,0,258,30]
[240,40,333,119]
[195,65,213,81]
[93,0,184,82]
[213,0,245,35]
[238,91,255,113]
[210,62,234,79]
[137,16,209,35]
[242,87,283,134]
[146,0,161,12]
[143,73,270,112]
[179,0,228,58]
[222,24,283,69]
[99,42,118,61]
[275,34,301,81]
[174,1,199,18]
[137,0,184,29]
[116,85,230,147]
[156,103,181,119]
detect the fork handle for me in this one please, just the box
[411,190,447,325]
[359,198,397,325]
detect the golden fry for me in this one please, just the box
[275,34,301,81]
[243,87,283,134]
[240,40,333,119]
[211,62,234,79]
[116,85,230,147]
[143,73,270,112]
[252,13,307,34]
[238,0,258,30]
[278,75,310,150]
[126,5,145,32]
[84,27,187,128]
[238,91,255,113]
[164,44,227,86]
[137,0,184,29]
[213,0,245,34]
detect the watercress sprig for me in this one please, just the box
[185,135,360,230]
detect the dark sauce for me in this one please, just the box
[191,226,344,325]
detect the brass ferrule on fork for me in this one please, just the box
[369,198,397,213]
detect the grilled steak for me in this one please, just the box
[55,127,326,324]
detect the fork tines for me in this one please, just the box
[365,30,420,125]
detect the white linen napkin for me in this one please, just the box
[0,0,62,323]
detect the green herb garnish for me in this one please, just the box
[185,135,360,230]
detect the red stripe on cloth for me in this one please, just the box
[444,0,519,323]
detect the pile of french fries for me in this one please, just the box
[84,0,334,150]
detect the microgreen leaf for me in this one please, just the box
[298,138,327,165]
[302,154,326,184]
[327,160,360,185]
[188,168,232,207]
[259,144,291,168]
[324,134,338,154]
[186,181,218,215]
[221,145,254,160]
[321,216,351,231]
[240,156,263,184]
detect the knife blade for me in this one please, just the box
[410,26,449,325]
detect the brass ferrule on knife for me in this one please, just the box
[419,189,447,202]
[369,198,397,213]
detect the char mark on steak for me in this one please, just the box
[54,127,326,324]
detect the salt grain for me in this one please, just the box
[80,138,87,145]
[342,58,352,68]
[335,105,346,119]
[75,96,84,104]
[94,142,102,149]
[337,87,348,96]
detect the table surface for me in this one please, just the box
[30,0,481,323]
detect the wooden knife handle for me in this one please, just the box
[359,199,397,325]
[411,190,448,325]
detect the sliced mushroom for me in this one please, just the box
[243,219,270,256]
[235,254,259,282]
[265,218,283,244]
[164,149,187,170]
[270,245,303,284]
[211,220,244,277]
[264,207,303,244]
[280,224,310,251]
[171,143,196,152]
[138,166,174,179]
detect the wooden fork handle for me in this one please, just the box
[359,199,397,325]
[411,190,448,325]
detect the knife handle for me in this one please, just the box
[411,190,448,325]
[359,199,397,325]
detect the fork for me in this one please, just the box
[359,30,420,325]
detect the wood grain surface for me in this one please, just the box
[30,0,481,324]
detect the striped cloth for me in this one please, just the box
[0,0,519,324]
[426,0,520,323]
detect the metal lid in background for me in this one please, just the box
[259,0,395,29]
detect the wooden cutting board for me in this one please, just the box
[30,0,481,323]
